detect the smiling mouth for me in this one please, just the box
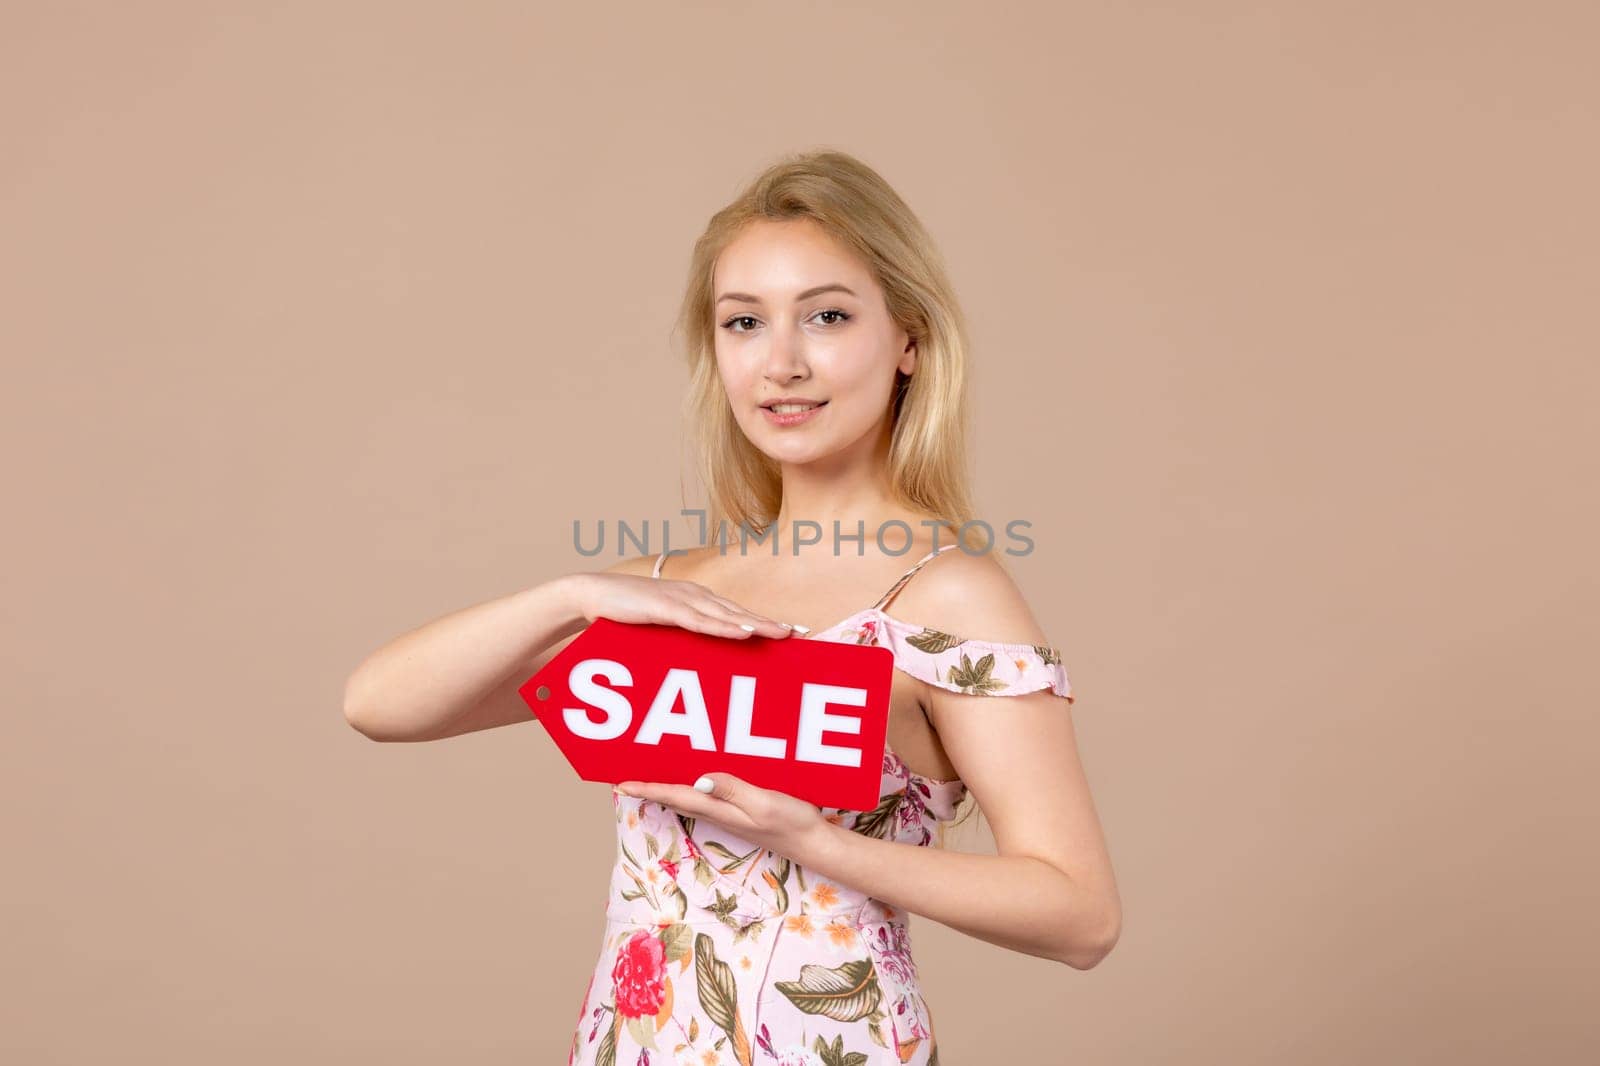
[763,401,828,413]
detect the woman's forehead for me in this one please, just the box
[715,219,872,296]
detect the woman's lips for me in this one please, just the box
[761,400,828,426]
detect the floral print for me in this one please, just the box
[815,608,1073,705]
[566,598,1074,1066]
[613,929,669,1019]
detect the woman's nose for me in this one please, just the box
[762,325,808,379]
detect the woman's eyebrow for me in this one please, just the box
[716,283,858,305]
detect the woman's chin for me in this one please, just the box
[751,435,829,461]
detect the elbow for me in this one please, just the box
[343,700,418,743]
[342,677,380,740]
[343,701,387,741]
[1057,905,1121,971]
[343,670,376,738]
[342,674,404,743]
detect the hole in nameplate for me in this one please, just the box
[535,685,551,701]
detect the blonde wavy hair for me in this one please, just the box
[671,149,992,843]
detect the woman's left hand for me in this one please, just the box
[615,773,833,862]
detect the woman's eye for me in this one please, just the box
[719,309,851,333]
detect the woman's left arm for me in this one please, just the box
[835,550,1122,968]
[618,554,1121,970]
[621,683,1119,969]
[803,684,1120,969]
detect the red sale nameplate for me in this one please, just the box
[520,618,894,811]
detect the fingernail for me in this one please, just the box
[613,784,632,797]
[693,775,714,793]
[791,624,811,634]
[778,622,793,630]
[739,623,755,632]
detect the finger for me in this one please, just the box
[615,777,756,832]
[705,593,787,628]
[698,595,793,638]
[689,771,752,806]
[670,603,764,639]
[686,586,779,626]
[681,601,768,633]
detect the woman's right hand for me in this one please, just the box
[571,573,797,640]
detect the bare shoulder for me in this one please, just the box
[595,548,682,579]
[601,554,657,578]
[591,544,729,582]
[646,543,724,582]
[896,545,1054,647]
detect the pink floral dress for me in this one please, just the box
[567,547,1075,1066]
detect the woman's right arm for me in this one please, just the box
[341,554,791,743]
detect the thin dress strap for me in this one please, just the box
[871,543,962,611]
[653,543,957,604]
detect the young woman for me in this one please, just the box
[343,150,1120,1066]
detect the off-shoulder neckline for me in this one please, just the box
[799,605,886,641]
[796,608,962,789]
[648,552,1063,790]
[803,606,1070,791]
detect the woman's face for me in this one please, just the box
[712,218,914,463]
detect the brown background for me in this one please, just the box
[4,2,1595,1062]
